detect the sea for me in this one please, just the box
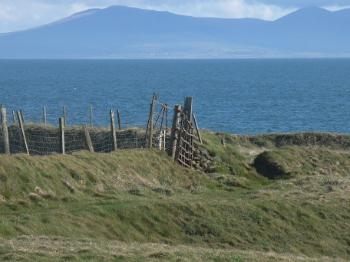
[1,59,350,134]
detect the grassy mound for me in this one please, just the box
[0,132,350,260]
[253,147,350,179]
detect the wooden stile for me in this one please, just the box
[59,117,65,155]
[1,107,10,154]
[110,110,117,151]
[83,125,94,152]
[17,111,29,155]
[169,97,196,168]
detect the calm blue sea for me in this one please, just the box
[1,59,350,134]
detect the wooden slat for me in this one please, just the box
[192,113,202,144]
[84,125,94,152]
[17,111,29,155]
[177,158,191,168]
[170,105,181,160]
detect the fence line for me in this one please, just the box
[0,95,202,169]
[0,95,173,155]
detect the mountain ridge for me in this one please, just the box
[0,5,349,58]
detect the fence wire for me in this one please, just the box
[0,99,172,156]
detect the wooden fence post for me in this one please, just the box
[89,105,93,128]
[117,109,122,130]
[110,110,117,151]
[183,97,193,122]
[59,117,65,155]
[148,95,156,149]
[83,125,94,152]
[1,107,10,155]
[17,111,29,155]
[170,105,181,160]
[63,106,67,126]
[192,113,202,144]
[19,110,25,124]
[12,110,16,125]
[43,106,47,126]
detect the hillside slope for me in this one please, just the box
[1,133,350,260]
[0,6,350,58]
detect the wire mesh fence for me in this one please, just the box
[0,124,162,156]
[1,96,201,171]
[0,97,172,156]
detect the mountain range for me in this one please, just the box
[0,6,349,58]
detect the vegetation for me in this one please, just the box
[1,132,350,261]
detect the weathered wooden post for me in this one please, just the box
[83,125,94,152]
[19,109,25,124]
[43,106,47,126]
[1,107,10,155]
[165,105,168,129]
[117,109,122,130]
[59,117,65,155]
[89,105,93,128]
[147,95,156,149]
[110,110,117,151]
[63,106,67,126]
[170,105,182,161]
[17,111,29,155]
[192,113,202,144]
[12,110,16,124]
[183,97,193,122]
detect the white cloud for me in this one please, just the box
[143,0,295,20]
[0,0,93,33]
[323,4,350,11]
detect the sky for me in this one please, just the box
[0,0,350,33]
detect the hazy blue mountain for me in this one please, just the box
[0,6,349,58]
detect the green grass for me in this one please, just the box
[1,132,350,260]
[0,236,339,261]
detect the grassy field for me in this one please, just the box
[1,132,350,261]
